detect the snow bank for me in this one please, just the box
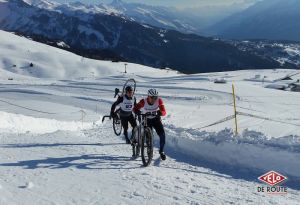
[0,111,99,134]
[165,125,300,179]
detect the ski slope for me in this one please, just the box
[1,30,300,204]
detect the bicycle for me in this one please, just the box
[131,112,156,167]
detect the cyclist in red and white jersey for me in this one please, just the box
[133,88,167,160]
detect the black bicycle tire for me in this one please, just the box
[141,127,153,167]
[113,115,122,136]
[122,79,136,95]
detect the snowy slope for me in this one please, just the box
[0,30,300,204]
[0,30,177,79]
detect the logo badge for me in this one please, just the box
[258,171,287,186]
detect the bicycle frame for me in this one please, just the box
[132,113,156,159]
[135,113,150,146]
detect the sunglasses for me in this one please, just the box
[149,96,158,100]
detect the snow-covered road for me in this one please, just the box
[1,123,299,205]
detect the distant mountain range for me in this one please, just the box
[19,0,252,36]
[209,0,300,42]
[0,0,282,73]
[18,0,201,34]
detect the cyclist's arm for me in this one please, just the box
[111,96,123,115]
[133,99,145,113]
[158,98,166,116]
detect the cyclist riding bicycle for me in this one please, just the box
[111,86,137,144]
[133,88,167,160]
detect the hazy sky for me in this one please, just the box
[54,0,259,8]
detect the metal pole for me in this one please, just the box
[124,63,127,73]
[80,110,86,128]
[232,84,238,135]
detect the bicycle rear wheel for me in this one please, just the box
[141,127,153,167]
[113,112,122,136]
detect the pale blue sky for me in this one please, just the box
[54,0,259,8]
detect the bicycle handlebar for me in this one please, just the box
[135,112,159,118]
[102,115,111,122]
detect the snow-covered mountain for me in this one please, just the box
[0,30,164,78]
[227,40,300,68]
[19,0,197,34]
[0,0,281,73]
[20,0,255,35]
[209,0,300,41]
[22,0,59,9]
[108,0,199,34]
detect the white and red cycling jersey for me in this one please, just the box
[133,97,166,119]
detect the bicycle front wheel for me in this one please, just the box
[141,127,153,167]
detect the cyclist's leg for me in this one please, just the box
[146,118,154,144]
[147,118,154,129]
[128,114,137,142]
[121,116,130,143]
[152,118,166,153]
[128,114,137,129]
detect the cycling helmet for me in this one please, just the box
[125,86,133,92]
[148,88,158,97]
